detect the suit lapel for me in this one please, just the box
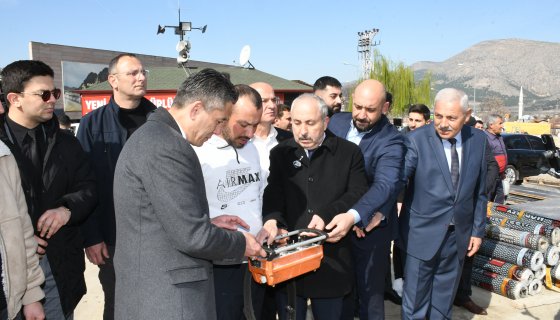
[428,127,454,195]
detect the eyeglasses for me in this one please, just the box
[262,97,279,104]
[112,69,149,78]
[19,88,61,102]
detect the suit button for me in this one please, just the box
[307,209,313,214]
[308,177,314,182]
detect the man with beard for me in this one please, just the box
[193,84,269,319]
[0,60,97,319]
[273,104,291,131]
[313,76,343,116]
[262,93,368,320]
[327,79,406,320]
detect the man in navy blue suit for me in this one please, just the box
[327,79,406,320]
[400,88,487,320]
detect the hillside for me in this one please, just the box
[412,39,560,110]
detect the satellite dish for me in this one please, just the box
[239,45,251,67]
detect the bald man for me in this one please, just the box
[327,79,406,320]
[249,82,292,185]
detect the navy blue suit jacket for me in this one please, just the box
[400,124,488,261]
[328,113,406,246]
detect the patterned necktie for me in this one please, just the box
[448,138,459,191]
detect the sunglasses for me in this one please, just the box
[20,88,62,102]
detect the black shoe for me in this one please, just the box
[384,290,402,305]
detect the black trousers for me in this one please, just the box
[213,264,265,320]
[454,255,474,304]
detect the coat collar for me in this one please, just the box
[148,107,182,136]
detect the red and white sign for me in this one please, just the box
[81,92,176,115]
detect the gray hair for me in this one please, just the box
[485,114,503,128]
[433,88,469,112]
[291,93,329,121]
[172,68,237,111]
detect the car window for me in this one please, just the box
[526,135,546,150]
[504,135,530,150]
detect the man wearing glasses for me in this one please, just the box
[0,60,97,319]
[77,53,156,320]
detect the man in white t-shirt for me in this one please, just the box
[193,84,268,320]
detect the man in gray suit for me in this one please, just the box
[113,69,266,320]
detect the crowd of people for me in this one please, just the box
[0,55,509,320]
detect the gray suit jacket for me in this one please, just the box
[113,107,246,320]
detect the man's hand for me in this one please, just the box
[353,226,366,238]
[325,212,355,243]
[307,214,325,230]
[35,236,48,256]
[37,207,71,238]
[23,301,45,320]
[364,212,385,232]
[467,236,482,257]
[211,215,250,231]
[242,232,266,258]
[85,242,110,265]
[259,220,278,245]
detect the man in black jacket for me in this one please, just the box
[76,53,156,320]
[0,60,96,319]
[262,93,368,320]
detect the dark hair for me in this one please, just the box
[313,76,342,92]
[172,68,237,111]
[277,104,290,118]
[108,53,138,74]
[408,104,430,121]
[386,92,393,106]
[465,116,477,127]
[476,120,484,126]
[234,84,262,110]
[58,113,72,127]
[1,60,55,107]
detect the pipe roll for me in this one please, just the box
[471,267,528,300]
[473,255,534,282]
[485,224,550,252]
[479,239,544,271]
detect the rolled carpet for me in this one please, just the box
[479,239,544,271]
[485,224,549,252]
[534,264,546,280]
[527,279,543,295]
[487,215,560,245]
[544,245,560,266]
[552,264,560,281]
[473,254,534,282]
[488,202,560,228]
[471,267,528,299]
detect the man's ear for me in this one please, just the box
[108,74,118,91]
[189,101,204,120]
[382,101,390,114]
[464,108,473,124]
[6,92,21,108]
[324,115,330,128]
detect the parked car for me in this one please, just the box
[502,133,560,185]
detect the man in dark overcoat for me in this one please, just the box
[262,93,368,320]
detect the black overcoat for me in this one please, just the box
[263,130,368,298]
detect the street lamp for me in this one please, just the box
[457,63,477,114]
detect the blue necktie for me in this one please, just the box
[448,138,459,191]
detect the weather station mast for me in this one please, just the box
[357,28,380,80]
[156,9,207,74]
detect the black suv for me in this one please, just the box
[502,133,560,185]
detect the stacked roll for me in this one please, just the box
[471,202,560,298]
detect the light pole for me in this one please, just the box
[356,29,380,80]
[457,63,477,114]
